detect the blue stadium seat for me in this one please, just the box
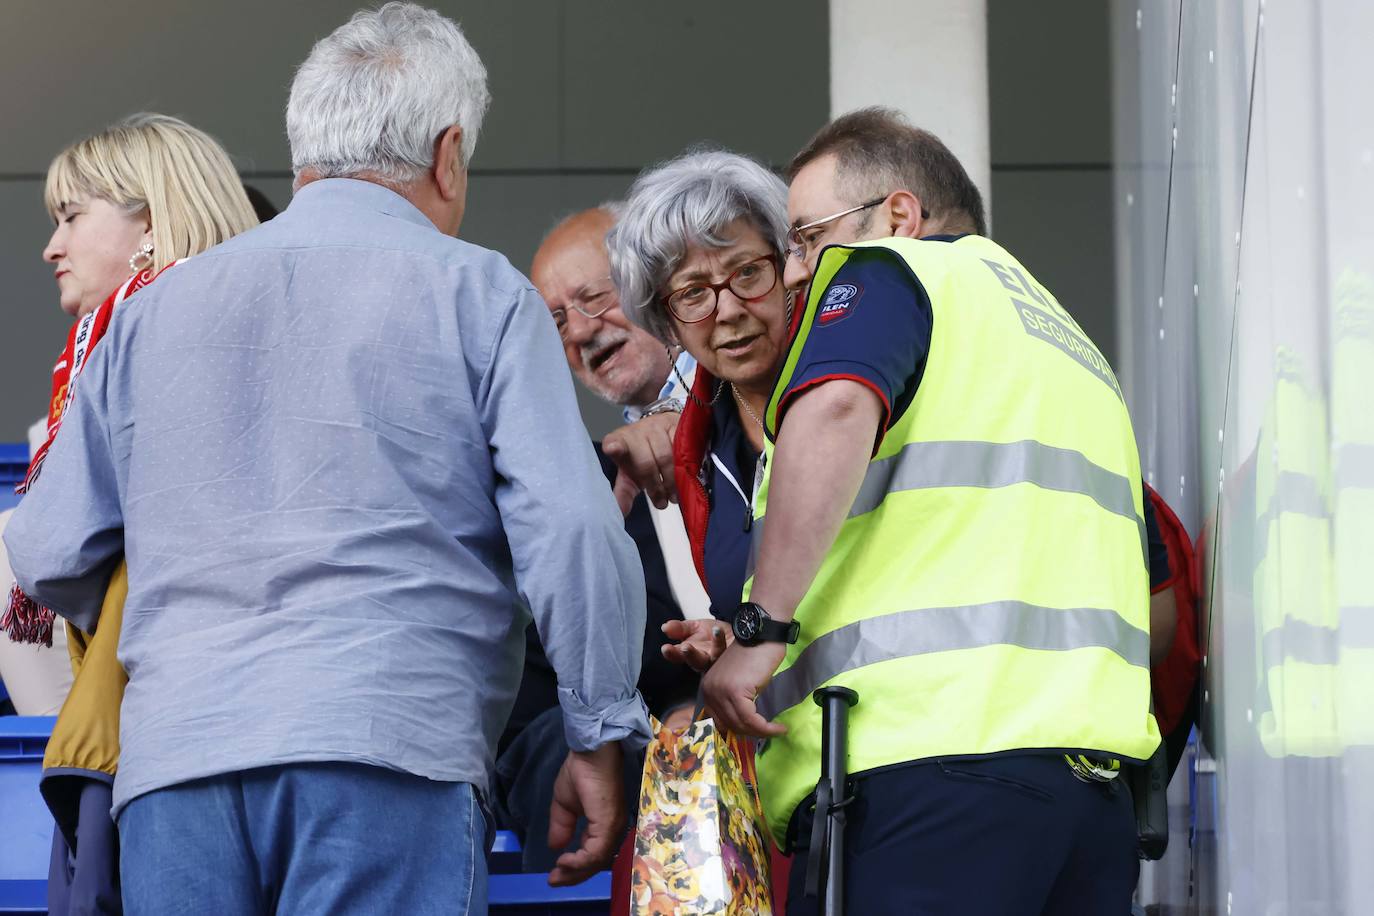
[488,871,613,915]
[0,720,612,914]
[488,831,613,913]
[0,717,56,915]
[491,829,523,874]
[0,442,25,511]
[0,445,30,707]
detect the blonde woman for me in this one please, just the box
[1,112,256,916]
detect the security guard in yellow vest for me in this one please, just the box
[700,108,1159,915]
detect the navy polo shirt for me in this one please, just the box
[776,237,1170,588]
[702,399,761,621]
[774,245,938,449]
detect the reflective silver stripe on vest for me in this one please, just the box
[757,601,1150,720]
[849,439,1140,523]
[745,438,1147,589]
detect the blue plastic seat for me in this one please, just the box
[490,829,523,874]
[0,721,612,914]
[0,717,57,915]
[0,443,25,513]
[0,443,27,487]
[488,871,613,915]
[488,831,613,913]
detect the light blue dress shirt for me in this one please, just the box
[5,178,651,815]
[622,350,697,424]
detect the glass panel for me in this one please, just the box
[1114,0,1374,910]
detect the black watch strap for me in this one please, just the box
[758,615,801,644]
[734,602,800,645]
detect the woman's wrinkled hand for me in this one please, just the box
[661,618,731,672]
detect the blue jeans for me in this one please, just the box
[118,763,487,916]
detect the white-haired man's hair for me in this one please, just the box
[607,150,789,344]
[287,2,490,184]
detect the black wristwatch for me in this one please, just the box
[732,602,800,647]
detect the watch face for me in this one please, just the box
[736,605,761,641]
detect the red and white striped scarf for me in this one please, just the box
[2,261,182,645]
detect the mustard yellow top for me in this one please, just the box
[43,561,128,780]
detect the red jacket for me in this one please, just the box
[1144,484,1202,738]
[672,366,724,587]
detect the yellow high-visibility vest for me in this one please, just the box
[746,236,1160,846]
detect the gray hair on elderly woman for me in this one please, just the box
[607,149,789,345]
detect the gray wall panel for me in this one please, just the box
[0,0,567,174]
[0,181,75,436]
[989,169,1117,363]
[988,0,1111,166]
[560,1,828,170]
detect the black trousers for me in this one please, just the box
[786,754,1138,916]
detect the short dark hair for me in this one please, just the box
[787,107,987,237]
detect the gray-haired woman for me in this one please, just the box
[606,149,792,669]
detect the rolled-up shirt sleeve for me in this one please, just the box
[479,284,652,751]
[4,337,126,634]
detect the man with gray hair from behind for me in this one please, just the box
[3,4,651,914]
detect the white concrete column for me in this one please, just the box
[829,0,992,215]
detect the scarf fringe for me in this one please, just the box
[2,582,54,647]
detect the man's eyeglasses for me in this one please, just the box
[663,255,780,324]
[784,196,889,262]
[550,278,616,338]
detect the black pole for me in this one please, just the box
[813,686,858,916]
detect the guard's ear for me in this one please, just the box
[885,190,925,238]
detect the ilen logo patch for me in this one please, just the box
[818,283,861,326]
